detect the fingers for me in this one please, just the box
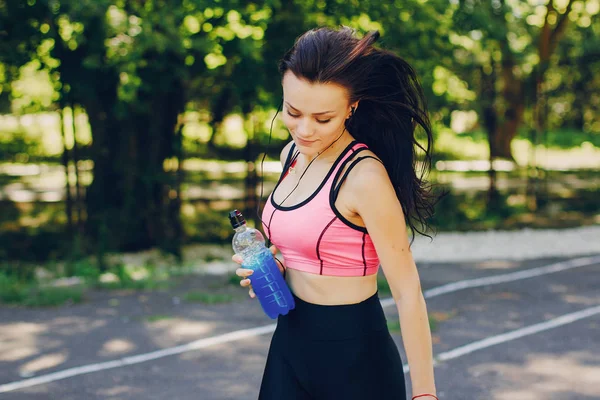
[240,279,255,298]
[240,278,251,287]
[269,245,278,256]
[241,280,255,298]
[232,254,243,264]
[236,267,255,298]
[236,268,253,279]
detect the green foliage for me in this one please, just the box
[227,272,242,286]
[95,263,171,290]
[0,0,598,263]
[527,129,600,149]
[0,129,42,161]
[71,259,101,283]
[0,271,84,307]
[184,206,235,244]
[0,272,27,303]
[21,285,84,307]
[0,228,77,263]
[430,187,520,232]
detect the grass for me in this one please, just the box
[0,258,175,307]
[21,286,84,307]
[0,272,85,307]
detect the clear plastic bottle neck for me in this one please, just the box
[234,223,247,233]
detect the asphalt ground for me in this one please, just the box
[1,255,599,400]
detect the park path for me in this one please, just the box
[1,254,599,399]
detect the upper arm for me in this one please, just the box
[347,159,422,302]
[279,141,295,167]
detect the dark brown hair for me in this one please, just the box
[278,27,436,239]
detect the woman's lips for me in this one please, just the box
[296,138,316,145]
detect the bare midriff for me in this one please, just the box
[285,268,378,305]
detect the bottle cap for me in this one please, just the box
[229,209,246,229]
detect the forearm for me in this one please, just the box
[397,291,437,397]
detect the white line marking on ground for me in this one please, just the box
[401,304,600,374]
[1,255,599,393]
[381,255,600,307]
[0,325,275,394]
[435,304,600,362]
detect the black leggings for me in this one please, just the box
[258,291,407,400]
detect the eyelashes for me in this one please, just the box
[286,111,332,124]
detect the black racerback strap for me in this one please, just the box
[332,155,384,202]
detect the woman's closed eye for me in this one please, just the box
[286,111,331,124]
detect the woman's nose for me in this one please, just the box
[296,118,314,137]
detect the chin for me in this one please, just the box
[295,147,319,158]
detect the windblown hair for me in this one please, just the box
[278,26,436,240]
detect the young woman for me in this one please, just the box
[233,27,438,400]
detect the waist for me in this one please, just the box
[276,290,388,341]
[286,267,378,304]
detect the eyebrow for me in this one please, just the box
[285,102,335,116]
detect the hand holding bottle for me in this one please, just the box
[229,210,295,318]
[233,245,285,298]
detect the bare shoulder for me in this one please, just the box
[279,140,295,167]
[343,150,395,209]
[346,150,389,188]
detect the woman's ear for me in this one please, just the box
[349,102,359,118]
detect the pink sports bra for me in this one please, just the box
[261,140,381,277]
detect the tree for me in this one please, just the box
[1,0,225,256]
[451,0,595,160]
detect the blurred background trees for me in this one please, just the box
[0,0,598,272]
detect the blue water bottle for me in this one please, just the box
[229,210,295,319]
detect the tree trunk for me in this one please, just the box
[114,57,185,252]
[479,62,501,205]
[83,69,124,260]
[59,107,73,236]
[70,104,84,235]
[487,0,573,161]
[493,41,525,161]
[36,7,190,259]
[571,77,586,130]
[170,114,185,257]
[243,115,259,227]
[207,87,233,150]
[491,117,522,160]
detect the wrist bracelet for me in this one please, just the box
[412,394,439,400]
